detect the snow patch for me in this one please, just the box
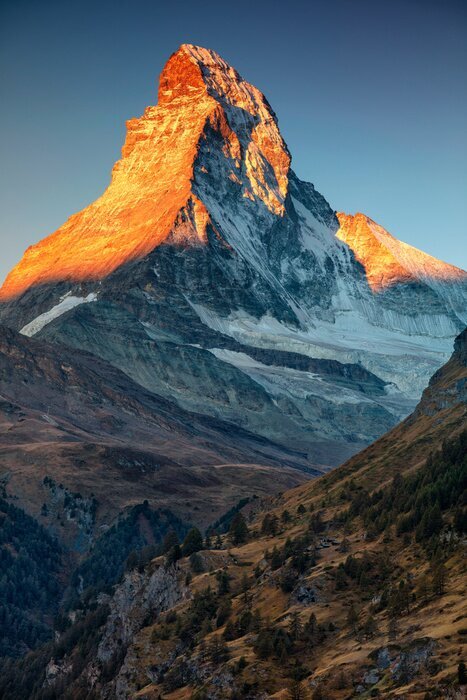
[20,292,97,337]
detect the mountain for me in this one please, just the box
[1,44,466,466]
[2,327,465,699]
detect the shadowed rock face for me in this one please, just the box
[0,44,466,465]
[412,327,467,419]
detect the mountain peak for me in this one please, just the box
[336,211,467,292]
[0,44,290,301]
[157,44,211,105]
[159,44,267,115]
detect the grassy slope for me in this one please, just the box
[122,332,467,699]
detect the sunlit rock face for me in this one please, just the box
[0,45,290,301]
[337,212,466,292]
[1,44,466,467]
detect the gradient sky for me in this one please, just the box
[1,0,466,285]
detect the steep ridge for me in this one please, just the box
[336,212,467,295]
[0,325,309,548]
[0,44,466,465]
[3,330,465,699]
[0,45,290,301]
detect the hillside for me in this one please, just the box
[1,327,464,699]
[0,325,309,546]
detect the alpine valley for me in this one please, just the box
[0,44,466,699]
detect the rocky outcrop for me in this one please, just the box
[40,562,188,699]
[97,563,188,700]
[413,327,467,419]
[98,564,186,664]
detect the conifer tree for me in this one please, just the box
[388,615,399,642]
[346,604,359,635]
[362,614,378,640]
[162,528,179,554]
[432,561,447,596]
[229,512,249,545]
[287,678,308,699]
[458,661,466,685]
[182,527,203,557]
[289,611,303,642]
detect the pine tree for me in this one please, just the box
[165,543,181,566]
[182,527,203,557]
[255,628,274,659]
[216,570,231,595]
[216,598,232,627]
[189,552,204,573]
[388,615,399,642]
[287,678,308,699]
[270,545,283,570]
[335,670,347,690]
[207,635,229,663]
[200,618,212,637]
[362,614,378,640]
[458,661,466,685]
[304,612,319,644]
[222,619,237,641]
[229,513,249,545]
[252,608,262,632]
[432,561,447,596]
[162,528,179,554]
[338,537,350,553]
[346,604,359,635]
[262,513,279,536]
[289,611,303,642]
[335,565,347,590]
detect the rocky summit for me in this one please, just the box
[0,44,466,468]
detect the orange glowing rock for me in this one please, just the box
[2,44,462,304]
[0,45,290,301]
[336,212,466,292]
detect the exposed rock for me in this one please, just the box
[292,582,321,605]
[363,668,380,685]
[98,563,187,664]
[391,638,437,684]
[44,658,72,686]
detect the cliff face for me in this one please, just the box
[0,44,466,464]
[96,564,188,699]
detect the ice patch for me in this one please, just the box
[20,292,97,337]
[188,301,453,397]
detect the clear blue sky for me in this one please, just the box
[1,0,466,285]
